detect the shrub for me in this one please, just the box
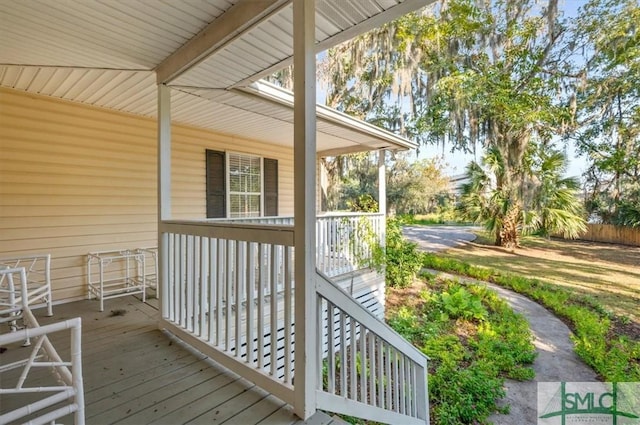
[436,286,488,321]
[387,279,536,424]
[384,217,424,288]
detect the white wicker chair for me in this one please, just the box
[0,266,29,334]
[0,266,85,424]
[0,254,53,316]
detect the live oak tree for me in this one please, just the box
[318,0,584,247]
[570,0,640,227]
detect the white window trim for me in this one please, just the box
[225,151,265,218]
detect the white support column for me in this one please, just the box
[378,149,387,215]
[158,84,171,319]
[293,0,317,420]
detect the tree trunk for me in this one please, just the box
[497,203,521,248]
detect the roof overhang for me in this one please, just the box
[0,0,429,153]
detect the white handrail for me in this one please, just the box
[315,270,429,424]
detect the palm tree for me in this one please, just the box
[458,146,586,246]
[524,148,587,239]
[458,147,522,248]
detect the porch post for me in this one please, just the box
[157,84,171,318]
[293,0,317,420]
[378,149,387,215]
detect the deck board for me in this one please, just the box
[0,296,339,425]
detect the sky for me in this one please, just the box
[415,138,586,178]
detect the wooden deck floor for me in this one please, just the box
[0,296,344,425]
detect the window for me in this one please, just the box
[228,153,261,218]
[206,150,278,219]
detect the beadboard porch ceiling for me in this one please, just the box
[0,0,426,154]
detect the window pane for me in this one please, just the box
[250,175,260,192]
[229,173,240,192]
[249,195,260,214]
[228,153,262,217]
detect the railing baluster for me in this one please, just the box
[167,234,174,321]
[173,234,178,324]
[411,361,417,416]
[225,239,233,352]
[386,344,392,411]
[235,240,243,358]
[270,244,277,377]
[327,301,335,394]
[349,318,357,400]
[394,350,400,412]
[186,236,193,332]
[246,242,255,366]
[339,311,347,397]
[284,246,292,384]
[199,237,207,339]
[179,234,186,328]
[377,337,384,408]
[216,239,224,347]
[258,243,265,370]
[369,333,376,406]
[359,328,367,403]
[193,236,200,335]
[399,353,406,414]
[406,355,413,415]
[208,238,216,343]
[316,294,324,390]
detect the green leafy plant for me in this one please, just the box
[436,286,488,321]
[422,254,640,381]
[387,279,536,424]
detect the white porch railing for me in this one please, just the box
[208,212,385,278]
[159,221,296,406]
[316,213,384,276]
[315,271,429,424]
[159,216,427,424]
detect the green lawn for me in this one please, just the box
[441,234,640,325]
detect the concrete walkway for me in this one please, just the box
[402,226,599,424]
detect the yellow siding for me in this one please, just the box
[0,88,293,303]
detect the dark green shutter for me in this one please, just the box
[206,150,226,218]
[264,158,278,216]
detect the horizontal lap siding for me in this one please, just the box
[0,88,294,302]
[170,125,293,219]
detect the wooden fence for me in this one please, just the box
[576,224,640,247]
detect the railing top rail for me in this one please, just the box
[160,220,294,246]
[161,219,294,231]
[204,216,294,223]
[316,212,384,218]
[201,212,384,222]
[315,270,428,367]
